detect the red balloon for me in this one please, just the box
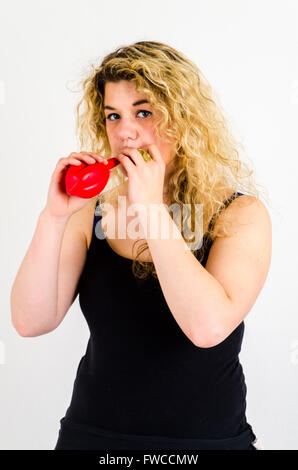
[64,157,120,198]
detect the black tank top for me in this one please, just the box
[62,191,256,441]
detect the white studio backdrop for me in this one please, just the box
[0,0,297,450]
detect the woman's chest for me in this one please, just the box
[100,200,154,262]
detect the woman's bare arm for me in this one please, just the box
[10,209,70,336]
[10,151,106,337]
[10,197,97,337]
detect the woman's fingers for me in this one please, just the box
[83,152,109,164]
[62,151,109,166]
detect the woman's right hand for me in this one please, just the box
[44,152,109,219]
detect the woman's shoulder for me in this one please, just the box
[209,188,266,237]
[213,189,270,236]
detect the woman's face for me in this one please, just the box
[103,80,176,169]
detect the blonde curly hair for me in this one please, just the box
[73,40,270,280]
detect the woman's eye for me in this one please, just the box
[106,110,152,121]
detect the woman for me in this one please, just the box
[11,41,270,450]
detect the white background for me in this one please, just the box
[1,0,297,450]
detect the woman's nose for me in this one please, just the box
[116,119,138,140]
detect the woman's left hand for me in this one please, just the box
[116,145,166,210]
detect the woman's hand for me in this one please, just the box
[44,151,108,219]
[116,145,165,211]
